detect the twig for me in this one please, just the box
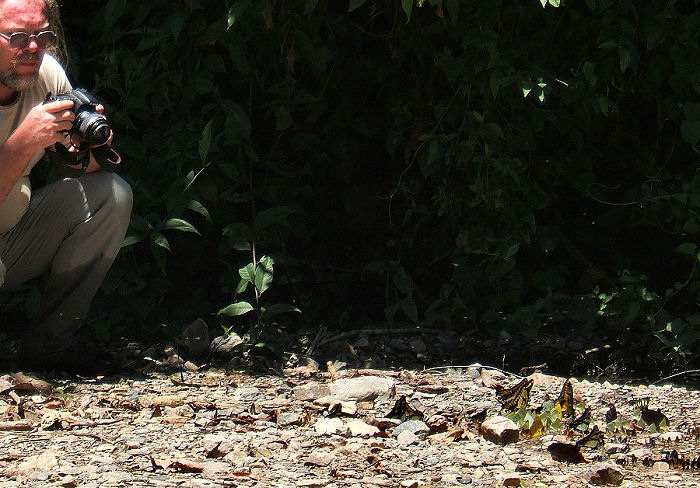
[72,430,115,444]
[418,364,521,378]
[651,369,700,386]
[304,325,327,358]
[0,420,33,431]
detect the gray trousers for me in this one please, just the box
[0,171,132,362]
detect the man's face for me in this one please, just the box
[0,0,48,91]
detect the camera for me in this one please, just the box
[44,88,112,146]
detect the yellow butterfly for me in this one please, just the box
[553,378,574,418]
[496,377,534,411]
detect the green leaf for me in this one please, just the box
[548,0,561,6]
[227,0,248,29]
[255,256,274,294]
[675,242,698,256]
[121,235,144,247]
[217,301,255,317]
[402,0,413,21]
[239,263,256,283]
[160,218,201,235]
[236,278,249,294]
[261,303,301,320]
[348,0,367,12]
[185,200,211,223]
[198,120,213,162]
[582,61,597,86]
[151,231,171,252]
[619,47,630,72]
[444,0,459,23]
[504,243,520,259]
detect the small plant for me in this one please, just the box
[217,253,300,352]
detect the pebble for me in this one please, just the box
[0,365,696,488]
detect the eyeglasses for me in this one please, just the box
[0,30,56,50]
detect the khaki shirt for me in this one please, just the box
[0,54,71,234]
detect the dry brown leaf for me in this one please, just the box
[150,455,204,472]
[428,428,469,444]
[9,373,53,395]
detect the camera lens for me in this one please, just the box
[75,111,111,146]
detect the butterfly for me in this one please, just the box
[605,403,618,424]
[569,406,591,430]
[496,377,534,412]
[576,424,604,449]
[634,397,668,430]
[553,378,574,418]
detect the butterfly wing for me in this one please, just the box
[496,378,534,411]
[554,378,574,418]
[576,424,604,449]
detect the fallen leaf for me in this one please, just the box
[150,455,204,472]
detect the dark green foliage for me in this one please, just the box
[6,0,697,371]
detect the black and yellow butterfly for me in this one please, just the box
[634,397,668,430]
[496,377,534,412]
[569,406,591,430]
[553,378,574,418]
[576,424,604,449]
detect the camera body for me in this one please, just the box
[45,88,112,146]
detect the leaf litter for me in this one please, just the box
[1,358,700,487]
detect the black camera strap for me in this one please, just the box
[46,142,121,177]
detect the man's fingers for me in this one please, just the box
[42,99,74,112]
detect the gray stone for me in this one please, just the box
[179,318,210,358]
[328,376,396,402]
[393,420,430,439]
[210,333,245,357]
[294,383,332,401]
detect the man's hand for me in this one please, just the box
[17,99,75,152]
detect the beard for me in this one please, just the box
[0,53,42,91]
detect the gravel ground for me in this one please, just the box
[2,343,700,488]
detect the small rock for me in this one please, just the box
[658,431,683,441]
[294,383,332,401]
[501,473,522,486]
[586,463,624,486]
[210,333,245,357]
[481,416,519,445]
[400,480,420,488]
[314,417,348,436]
[393,420,431,439]
[232,387,260,402]
[179,318,210,358]
[203,434,235,458]
[151,395,185,407]
[346,419,380,437]
[328,376,396,402]
[305,452,333,467]
[397,430,417,445]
